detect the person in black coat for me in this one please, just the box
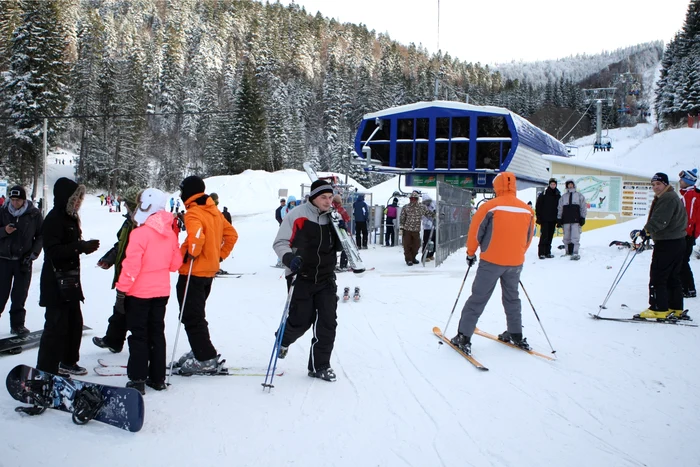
[36,178,100,376]
[222,206,232,224]
[275,199,286,225]
[535,178,561,259]
[0,185,43,335]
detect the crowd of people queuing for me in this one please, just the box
[1,165,697,390]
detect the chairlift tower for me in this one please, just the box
[582,88,616,147]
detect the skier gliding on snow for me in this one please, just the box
[451,172,535,355]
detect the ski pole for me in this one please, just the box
[262,280,296,391]
[167,259,194,385]
[441,265,471,336]
[519,281,556,355]
[597,247,640,316]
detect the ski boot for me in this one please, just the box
[343,287,350,301]
[545,254,555,259]
[308,367,337,382]
[683,290,697,298]
[498,331,531,351]
[538,255,546,260]
[177,355,224,375]
[145,378,167,391]
[570,254,580,261]
[450,333,472,355]
[353,287,360,302]
[169,350,193,368]
[635,309,675,320]
[406,261,414,266]
[412,257,420,265]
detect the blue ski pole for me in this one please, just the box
[262,281,296,391]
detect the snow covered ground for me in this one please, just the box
[1,150,699,467]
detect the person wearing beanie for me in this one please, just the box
[678,169,700,297]
[450,172,535,355]
[37,177,100,376]
[0,184,43,336]
[172,176,238,375]
[384,197,399,247]
[272,179,343,382]
[210,192,219,207]
[399,190,435,266]
[114,188,182,394]
[535,178,561,259]
[634,172,688,320]
[353,193,369,249]
[556,179,587,260]
[93,186,143,354]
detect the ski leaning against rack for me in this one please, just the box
[302,162,366,274]
[433,327,488,371]
[473,328,556,361]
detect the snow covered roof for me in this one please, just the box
[542,155,680,182]
[363,100,510,119]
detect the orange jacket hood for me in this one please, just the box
[493,172,517,197]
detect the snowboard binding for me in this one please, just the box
[15,374,54,416]
[71,386,105,425]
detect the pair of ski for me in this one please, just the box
[342,287,360,302]
[94,359,284,377]
[591,304,697,327]
[433,327,555,371]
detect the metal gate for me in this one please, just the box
[435,182,472,266]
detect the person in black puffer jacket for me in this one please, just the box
[36,177,100,376]
[535,178,561,259]
[0,185,43,335]
[272,180,343,382]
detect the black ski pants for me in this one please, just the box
[537,222,557,256]
[355,221,368,248]
[385,218,395,246]
[281,277,338,372]
[681,235,696,294]
[36,301,83,374]
[101,304,128,352]
[176,274,217,361]
[0,258,32,328]
[422,229,436,259]
[649,238,685,311]
[126,296,168,383]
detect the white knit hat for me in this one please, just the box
[133,188,168,225]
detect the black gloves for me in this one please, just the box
[114,291,126,314]
[282,253,303,273]
[579,218,586,227]
[556,219,563,228]
[466,255,477,267]
[80,239,100,254]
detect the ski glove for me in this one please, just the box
[282,253,303,273]
[632,229,649,241]
[579,218,586,227]
[466,255,477,267]
[556,219,563,228]
[80,239,100,255]
[114,291,126,315]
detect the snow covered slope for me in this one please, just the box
[0,157,698,467]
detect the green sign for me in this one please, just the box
[408,174,437,187]
[443,175,474,188]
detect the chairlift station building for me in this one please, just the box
[354,101,569,192]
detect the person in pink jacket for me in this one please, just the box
[115,188,182,394]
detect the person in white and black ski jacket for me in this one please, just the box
[557,180,587,259]
[272,180,342,382]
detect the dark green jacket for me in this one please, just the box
[98,213,135,289]
[644,186,687,241]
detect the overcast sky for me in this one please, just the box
[278,0,690,64]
